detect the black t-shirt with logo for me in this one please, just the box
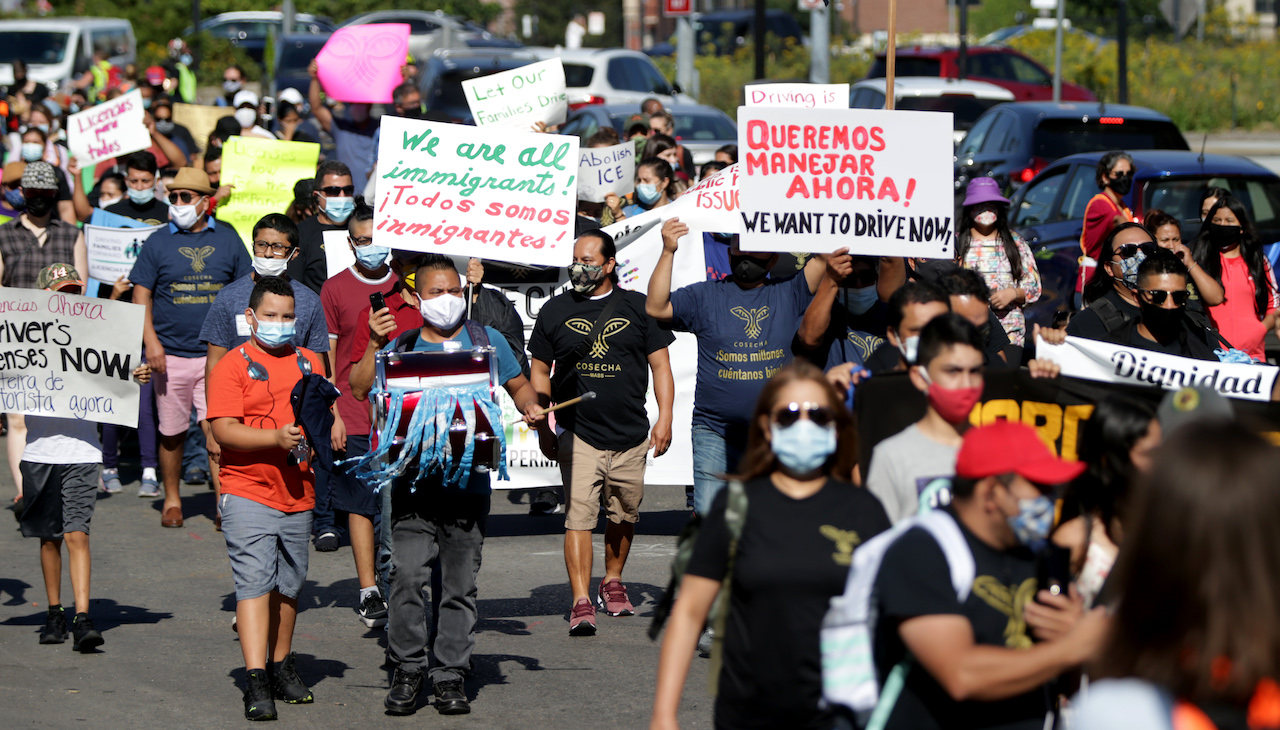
[872,508,1047,730]
[528,287,674,451]
[106,197,169,226]
[686,477,892,730]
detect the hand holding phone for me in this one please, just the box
[370,292,386,313]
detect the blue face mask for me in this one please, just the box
[324,196,354,223]
[4,187,24,209]
[842,284,879,316]
[770,419,837,475]
[1114,250,1146,289]
[635,183,660,206]
[20,143,43,162]
[354,243,390,270]
[127,186,155,205]
[1007,494,1055,552]
[179,54,193,66]
[253,316,296,349]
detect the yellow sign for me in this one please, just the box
[171,103,234,153]
[215,136,320,251]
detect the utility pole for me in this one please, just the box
[677,17,695,96]
[810,1,829,84]
[753,0,766,79]
[1117,0,1129,103]
[1052,0,1065,101]
[958,0,968,80]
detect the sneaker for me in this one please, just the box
[357,591,388,628]
[697,627,715,658]
[528,489,562,515]
[597,578,635,617]
[39,606,67,644]
[72,613,104,652]
[434,679,470,715]
[314,531,339,552]
[182,468,208,486]
[384,667,424,715]
[270,652,313,704]
[137,476,161,499]
[99,468,123,494]
[243,668,278,721]
[568,597,596,636]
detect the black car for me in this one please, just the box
[417,49,540,124]
[271,34,329,103]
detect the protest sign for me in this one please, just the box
[316,24,411,104]
[462,58,568,130]
[602,164,742,247]
[736,107,954,256]
[67,89,150,165]
[172,103,233,153]
[323,229,356,280]
[577,140,636,202]
[373,116,578,267]
[745,83,849,109]
[0,289,144,427]
[84,223,162,283]
[216,136,321,250]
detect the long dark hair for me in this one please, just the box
[1199,186,1232,219]
[1192,195,1272,319]
[1083,222,1152,306]
[731,361,857,483]
[956,201,1023,281]
[1096,421,1280,704]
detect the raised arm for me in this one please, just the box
[802,251,826,293]
[307,59,334,134]
[797,247,850,350]
[72,230,87,285]
[878,257,908,302]
[146,113,188,168]
[645,217,684,324]
[68,157,93,221]
[350,306,397,402]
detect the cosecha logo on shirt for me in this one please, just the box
[179,245,216,273]
[731,306,770,338]
[565,317,631,358]
[819,525,862,566]
[972,576,1037,649]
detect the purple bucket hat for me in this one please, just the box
[963,177,1010,208]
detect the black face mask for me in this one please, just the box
[730,254,770,285]
[24,194,54,217]
[1140,300,1184,335]
[1108,174,1133,196]
[1208,223,1243,251]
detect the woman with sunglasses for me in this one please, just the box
[1067,222,1156,342]
[956,177,1041,347]
[1191,195,1279,362]
[651,361,891,730]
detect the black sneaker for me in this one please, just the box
[434,679,470,715]
[384,668,424,716]
[270,652,313,704]
[72,613,103,652]
[314,531,339,552]
[39,606,67,644]
[357,591,388,628]
[529,489,562,515]
[243,669,278,721]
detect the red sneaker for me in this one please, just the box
[569,597,597,636]
[597,578,635,617]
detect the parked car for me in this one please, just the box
[867,46,1095,102]
[530,48,693,110]
[978,24,1108,46]
[417,48,540,124]
[0,17,134,92]
[186,12,334,64]
[647,9,805,57]
[559,102,736,166]
[849,77,1014,146]
[339,10,520,62]
[1007,150,1280,324]
[954,101,1189,201]
[270,34,330,102]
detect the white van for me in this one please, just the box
[0,18,136,92]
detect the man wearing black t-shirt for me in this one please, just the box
[871,421,1107,730]
[529,229,675,636]
[106,151,169,226]
[290,160,353,295]
[1066,223,1153,341]
[1109,248,1223,361]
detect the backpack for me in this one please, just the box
[820,509,976,730]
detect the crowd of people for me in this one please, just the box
[6,44,1280,730]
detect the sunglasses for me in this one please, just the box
[1115,242,1157,260]
[1139,288,1190,306]
[319,185,355,197]
[772,401,835,428]
[168,191,203,205]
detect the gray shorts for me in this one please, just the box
[19,462,99,540]
[220,494,312,601]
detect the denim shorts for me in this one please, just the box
[220,493,312,601]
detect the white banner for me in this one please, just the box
[1036,334,1279,402]
[603,163,742,248]
[463,58,568,131]
[67,89,151,165]
[577,140,636,202]
[84,223,162,283]
[736,106,955,256]
[0,289,144,426]
[373,117,578,268]
[745,82,849,109]
[323,229,355,280]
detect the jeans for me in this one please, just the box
[101,373,158,470]
[691,423,745,518]
[182,408,209,475]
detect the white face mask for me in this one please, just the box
[169,202,202,230]
[900,335,920,364]
[419,293,466,331]
[234,108,257,128]
[98,195,122,208]
[252,255,289,277]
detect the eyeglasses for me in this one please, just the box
[319,185,355,197]
[253,240,294,256]
[350,236,374,246]
[168,191,203,205]
[1115,242,1157,260]
[1139,288,1190,306]
[772,402,835,428]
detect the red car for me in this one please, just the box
[868,46,1096,102]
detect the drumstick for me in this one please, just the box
[533,391,597,417]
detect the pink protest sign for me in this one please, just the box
[315,24,410,104]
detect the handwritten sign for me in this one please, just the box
[216,136,321,251]
[462,58,568,130]
[604,164,741,247]
[84,223,162,283]
[373,116,578,267]
[67,89,150,165]
[745,83,850,109]
[316,23,411,104]
[0,289,144,426]
[577,140,635,202]
[736,107,954,256]
[172,103,233,153]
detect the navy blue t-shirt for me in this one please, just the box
[197,275,330,354]
[130,219,252,357]
[670,273,813,437]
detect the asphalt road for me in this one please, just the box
[0,453,711,728]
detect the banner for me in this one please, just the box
[736,107,954,256]
[577,140,636,202]
[1036,335,1278,402]
[745,82,849,108]
[216,136,321,250]
[373,116,578,267]
[84,223,162,283]
[462,58,568,130]
[0,289,144,427]
[603,164,741,247]
[67,89,150,165]
[315,24,411,104]
[172,103,233,153]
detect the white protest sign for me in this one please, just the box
[745,83,849,109]
[0,289,144,426]
[84,223,162,283]
[603,164,742,247]
[1036,334,1279,402]
[67,89,151,165]
[462,58,568,130]
[736,107,955,256]
[373,116,578,267]
[577,140,636,202]
[324,229,356,280]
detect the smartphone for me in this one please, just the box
[369,292,386,313]
[1037,544,1072,600]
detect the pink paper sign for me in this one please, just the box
[315,24,410,104]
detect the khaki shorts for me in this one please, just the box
[558,431,648,531]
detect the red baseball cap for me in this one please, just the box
[955,420,1086,485]
[146,65,165,86]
